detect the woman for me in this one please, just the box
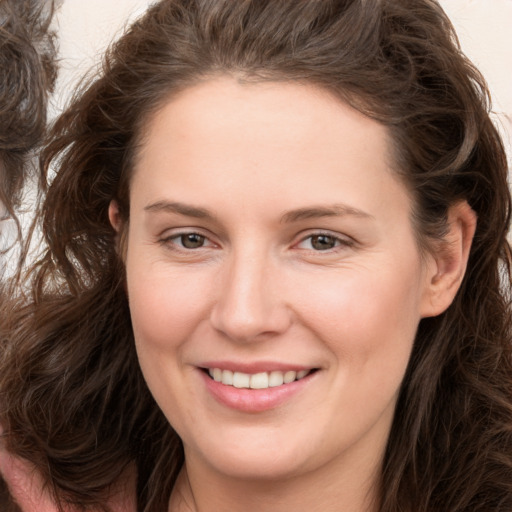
[1,0,511,511]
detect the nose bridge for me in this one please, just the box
[210,242,290,342]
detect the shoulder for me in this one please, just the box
[0,445,58,512]
[0,443,137,512]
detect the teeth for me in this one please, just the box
[268,371,284,387]
[207,368,312,389]
[233,372,250,388]
[222,369,233,385]
[283,371,296,384]
[250,372,268,389]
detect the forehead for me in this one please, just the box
[138,78,391,158]
[131,77,410,222]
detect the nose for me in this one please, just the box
[209,249,292,343]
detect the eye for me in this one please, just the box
[160,231,215,250]
[296,232,352,252]
[308,234,339,251]
[176,233,206,249]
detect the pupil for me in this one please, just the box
[181,233,204,249]
[311,235,335,250]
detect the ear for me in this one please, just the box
[108,200,129,263]
[420,201,477,318]
[108,200,122,232]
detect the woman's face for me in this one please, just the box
[121,78,441,483]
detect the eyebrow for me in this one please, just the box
[144,201,216,220]
[144,200,373,223]
[280,204,373,223]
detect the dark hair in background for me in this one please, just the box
[0,0,57,224]
[0,1,57,509]
[1,1,511,511]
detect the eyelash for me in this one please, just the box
[159,230,354,254]
[159,231,216,251]
[295,232,354,252]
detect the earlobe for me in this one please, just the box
[421,201,477,318]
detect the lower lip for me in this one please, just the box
[201,370,315,413]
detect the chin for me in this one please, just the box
[185,428,315,481]
[212,452,306,482]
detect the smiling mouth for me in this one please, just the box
[205,368,317,389]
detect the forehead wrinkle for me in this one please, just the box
[280,204,374,224]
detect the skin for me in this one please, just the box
[110,77,475,512]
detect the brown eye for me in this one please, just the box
[180,233,206,249]
[310,234,338,251]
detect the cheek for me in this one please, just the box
[125,257,210,427]
[126,257,212,353]
[295,258,424,378]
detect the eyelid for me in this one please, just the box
[293,230,356,251]
[157,227,355,253]
[159,227,219,250]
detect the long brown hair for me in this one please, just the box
[1,1,511,511]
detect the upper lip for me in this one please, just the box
[199,361,317,373]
